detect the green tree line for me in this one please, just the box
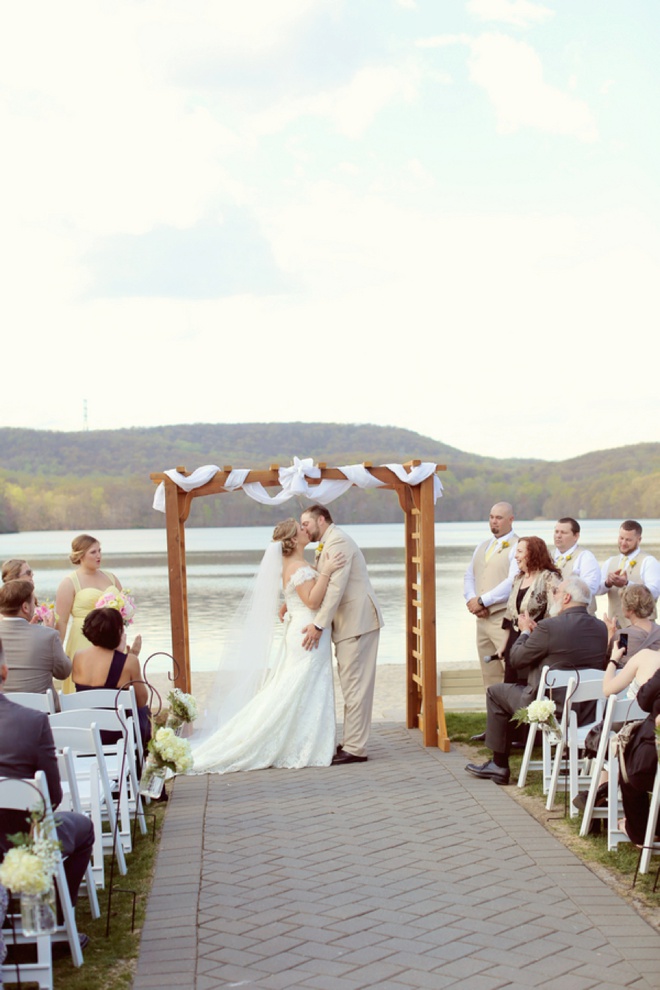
[0,425,659,532]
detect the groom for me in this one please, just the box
[301,505,383,765]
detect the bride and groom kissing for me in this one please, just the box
[191,504,383,774]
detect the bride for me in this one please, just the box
[190,518,345,773]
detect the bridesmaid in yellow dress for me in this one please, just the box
[55,534,127,693]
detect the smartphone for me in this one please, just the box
[618,632,628,656]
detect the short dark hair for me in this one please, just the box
[557,517,580,536]
[0,579,35,616]
[302,504,333,525]
[82,607,123,649]
[621,519,642,537]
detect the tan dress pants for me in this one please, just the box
[476,610,507,690]
[335,628,380,758]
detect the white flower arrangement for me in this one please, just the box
[166,688,198,730]
[0,823,60,896]
[512,698,560,736]
[140,726,193,797]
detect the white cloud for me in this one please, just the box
[466,0,554,29]
[468,33,598,141]
[250,64,419,140]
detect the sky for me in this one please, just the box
[1,0,659,462]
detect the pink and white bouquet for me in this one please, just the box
[33,601,58,625]
[95,589,136,626]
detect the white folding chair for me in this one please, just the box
[545,669,607,814]
[48,720,128,884]
[55,747,101,915]
[51,707,146,848]
[59,686,146,766]
[578,693,644,838]
[0,770,83,985]
[638,760,660,875]
[517,666,573,794]
[3,690,56,714]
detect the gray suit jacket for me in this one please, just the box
[0,618,71,694]
[314,525,383,643]
[0,693,63,845]
[509,605,607,693]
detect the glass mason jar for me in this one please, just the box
[21,887,56,936]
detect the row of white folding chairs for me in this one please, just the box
[49,708,147,889]
[0,770,92,989]
[517,666,606,803]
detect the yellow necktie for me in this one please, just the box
[485,541,498,562]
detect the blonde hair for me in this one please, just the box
[621,583,655,619]
[2,559,28,583]
[69,534,99,566]
[272,519,298,557]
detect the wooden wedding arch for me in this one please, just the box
[150,461,450,750]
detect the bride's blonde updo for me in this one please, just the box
[272,518,298,557]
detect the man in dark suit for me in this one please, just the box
[465,576,607,784]
[0,656,93,935]
[0,580,71,694]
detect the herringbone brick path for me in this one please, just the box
[133,725,660,989]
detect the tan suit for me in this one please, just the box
[314,525,383,757]
[469,536,517,689]
[599,550,660,625]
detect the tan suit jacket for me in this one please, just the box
[314,525,383,642]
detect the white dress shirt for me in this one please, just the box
[463,533,518,608]
[553,543,601,597]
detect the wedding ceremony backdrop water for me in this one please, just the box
[3,520,659,685]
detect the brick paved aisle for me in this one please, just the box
[133,725,660,990]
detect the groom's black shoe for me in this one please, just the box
[332,750,368,765]
[336,745,344,754]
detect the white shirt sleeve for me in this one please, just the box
[463,547,479,601]
[573,549,601,598]
[640,555,660,600]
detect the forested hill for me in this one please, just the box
[0,423,658,531]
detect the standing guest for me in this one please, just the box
[465,577,607,785]
[55,534,136,694]
[598,520,660,626]
[0,580,71,694]
[0,659,94,947]
[464,502,518,692]
[499,536,562,683]
[300,505,383,765]
[603,584,660,661]
[552,518,600,612]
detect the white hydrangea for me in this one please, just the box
[526,699,556,723]
[0,847,50,895]
[167,688,198,723]
[151,727,193,773]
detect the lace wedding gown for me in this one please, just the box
[191,566,336,773]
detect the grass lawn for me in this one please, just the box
[4,798,168,990]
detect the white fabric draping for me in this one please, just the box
[153,458,443,512]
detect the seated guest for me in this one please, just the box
[618,667,660,846]
[0,657,94,943]
[0,580,71,694]
[2,559,55,628]
[72,608,151,748]
[465,577,607,784]
[603,584,660,662]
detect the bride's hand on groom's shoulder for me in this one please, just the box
[321,552,346,576]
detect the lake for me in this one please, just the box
[1,520,658,679]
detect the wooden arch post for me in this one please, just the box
[150,461,449,749]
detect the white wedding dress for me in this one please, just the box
[190,566,336,773]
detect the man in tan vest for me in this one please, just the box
[552,517,600,614]
[597,520,660,626]
[464,502,518,695]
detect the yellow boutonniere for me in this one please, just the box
[629,559,637,570]
[315,543,324,557]
[500,541,510,551]
[565,554,573,562]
